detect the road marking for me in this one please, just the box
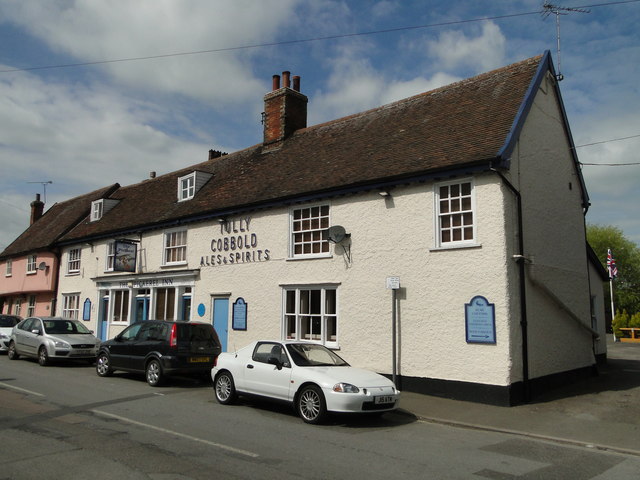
[0,381,45,397]
[92,410,259,458]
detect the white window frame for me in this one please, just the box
[105,242,115,271]
[112,290,130,323]
[27,295,36,317]
[14,298,22,316]
[289,204,331,258]
[26,254,37,274]
[62,294,80,319]
[178,173,196,202]
[282,286,338,348]
[67,248,81,274]
[91,200,104,221]
[434,178,477,248]
[163,229,187,265]
[5,259,12,277]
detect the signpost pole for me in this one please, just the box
[392,288,397,387]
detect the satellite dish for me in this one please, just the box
[326,225,347,243]
[38,262,48,271]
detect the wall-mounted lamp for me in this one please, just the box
[378,190,391,197]
[216,217,226,224]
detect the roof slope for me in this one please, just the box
[0,184,119,258]
[61,54,546,243]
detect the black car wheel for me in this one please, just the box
[38,346,49,366]
[96,352,113,377]
[146,359,164,387]
[214,371,237,405]
[297,385,327,424]
[7,341,19,360]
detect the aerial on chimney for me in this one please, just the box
[262,71,308,148]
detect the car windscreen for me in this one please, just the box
[0,317,20,327]
[286,343,349,367]
[43,320,92,335]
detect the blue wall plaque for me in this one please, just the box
[465,296,496,344]
[232,297,247,331]
[83,298,91,321]
[197,303,206,317]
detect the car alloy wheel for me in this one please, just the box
[214,372,237,405]
[297,385,327,424]
[146,359,164,387]
[7,341,19,360]
[96,353,113,377]
[38,347,49,366]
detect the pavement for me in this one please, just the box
[398,336,640,456]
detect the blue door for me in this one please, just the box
[99,297,109,341]
[135,297,149,322]
[212,298,229,352]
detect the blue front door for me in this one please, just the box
[212,298,229,352]
[135,297,149,322]
[99,297,109,341]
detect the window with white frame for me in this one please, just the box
[5,259,12,276]
[283,286,338,346]
[62,294,80,319]
[91,200,104,221]
[155,287,175,320]
[67,248,81,274]
[178,173,196,201]
[26,254,37,274]
[113,290,130,323]
[435,179,476,246]
[27,295,36,317]
[14,298,22,316]
[164,230,187,265]
[106,242,115,271]
[290,205,330,257]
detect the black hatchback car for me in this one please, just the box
[96,320,222,386]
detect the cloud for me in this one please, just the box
[427,21,506,71]
[1,0,299,107]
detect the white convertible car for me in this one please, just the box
[211,340,400,424]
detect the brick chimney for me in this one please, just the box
[263,71,307,148]
[30,193,44,225]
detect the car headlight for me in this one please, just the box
[333,382,360,393]
[0,333,8,340]
[54,341,70,349]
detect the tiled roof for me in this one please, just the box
[0,184,119,258]
[60,54,545,243]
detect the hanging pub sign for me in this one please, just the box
[465,296,496,344]
[114,240,137,272]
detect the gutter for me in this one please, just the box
[491,166,530,404]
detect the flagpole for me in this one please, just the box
[610,277,616,342]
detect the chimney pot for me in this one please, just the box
[292,75,300,91]
[149,171,156,179]
[272,74,280,91]
[282,71,291,88]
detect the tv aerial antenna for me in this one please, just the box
[542,2,590,81]
[27,180,53,203]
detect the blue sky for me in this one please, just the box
[1,0,639,252]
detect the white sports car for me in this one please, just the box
[211,340,400,424]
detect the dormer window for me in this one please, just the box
[179,173,196,201]
[177,171,213,202]
[90,199,119,222]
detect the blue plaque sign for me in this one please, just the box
[232,297,247,331]
[465,296,496,344]
[83,298,91,321]
[197,303,206,317]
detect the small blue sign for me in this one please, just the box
[233,297,247,331]
[465,296,496,344]
[197,303,206,317]
[83,298,91,321]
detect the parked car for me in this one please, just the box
[0,314,22,352]
[96,320,222,387]
[212,340,401,424]
[8,316,100,365]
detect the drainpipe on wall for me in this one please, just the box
[491,166,530,403]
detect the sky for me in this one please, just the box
[1,0,639,253]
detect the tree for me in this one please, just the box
[587,224,640,322]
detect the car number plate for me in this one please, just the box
[188,357,211,363]
[75,350,91,355]
[374,395,394,404]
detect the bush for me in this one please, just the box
[629,312,640,329]
[613,309,630,337]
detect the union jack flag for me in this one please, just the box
[607,248,618,279]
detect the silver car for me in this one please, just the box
[8,317,100,366]
[0,315,22,351]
